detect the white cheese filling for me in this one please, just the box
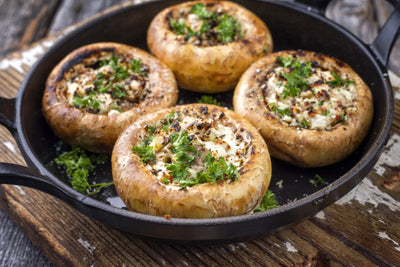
[64,57,149,115]
[263,65,357,130]
[144,115,252,188]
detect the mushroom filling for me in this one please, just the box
[168,3,243,46]
[60,52,151,115]
[260,55,357,130]
[132,110,253,189]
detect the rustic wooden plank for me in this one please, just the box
[1,1,400,266]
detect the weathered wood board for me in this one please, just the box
[0,0,400,266]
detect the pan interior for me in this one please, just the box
[18,0,390,212]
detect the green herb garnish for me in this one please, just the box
[321,109,330,116]
[191,3,213,19]
[166,130,198,182]
[169,3,242,44]
[112,84,126,98]
[134,112,240,188]
[130,59,143,74]
[216,14,242,43]
[327,72,355,88]
[276,56,312,98]
[107,56,130,80]
[309,174,326,187]
[299,119,311,128]
[196,153,238,183]
[269,102,292,117]
[198,95,221,106]
[338,114,347,124]
[254,190,279,212]
[111,104,123,113]
[73,95,100,111]
[161,111,175,132]
[73,56,146,113]
[54,146,112,195]
[131,136,156,164]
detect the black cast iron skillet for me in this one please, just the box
[0,0,398,242]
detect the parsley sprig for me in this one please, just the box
[73,56,144,113]
[166,130,199,181]
[131,112,240,188]
[254,190,279,212]
[169,3,242,44]
[309,174,326,187]
[269,102,291,117]
[198,95,221,106]
[327,72,355,87]
[276,56,312,98]
[131,136,156,164]
[54,145,112,195]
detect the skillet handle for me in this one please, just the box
[0,97,16,132]
[371,2,400,67]
[0,162,81,203]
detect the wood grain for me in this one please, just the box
[0,0,400,266]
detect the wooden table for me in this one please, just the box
[1,0,400,266]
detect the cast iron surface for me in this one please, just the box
[0,0,397,242]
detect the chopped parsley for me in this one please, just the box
[269,102,292,117]
[308,174,326,187]
[197,153,238,182]
[169,3,242,45]
[131,112,240,188]
[309,174,326,187]
[198,95,221,106]
[321,109,330,116]
[338,114,347,124]
[130,59,143,74]
[191,2,213,19]
[112,84,127,98]
[327,72,355,88]
[166,130,199,182]
[54,145,112,195]
[254,190,279,212]
[73,95,100,111]
[72,56,146,113]
[131,136,156,164]
[169,18,192,36]
[276,56,312,98]
[162,111,176,131]
[216,14,241,43]
[299,119,311,128]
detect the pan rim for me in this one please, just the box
[11,0,395,240]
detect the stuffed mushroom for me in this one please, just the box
[42,42,178,153]
[147,0,273,93]
[233,50,373,168]
[112,104,272,218]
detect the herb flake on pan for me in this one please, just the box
[54,145,113,195]
[198,95,221,106]
[309,174,326,187]
[254,190,279,212]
